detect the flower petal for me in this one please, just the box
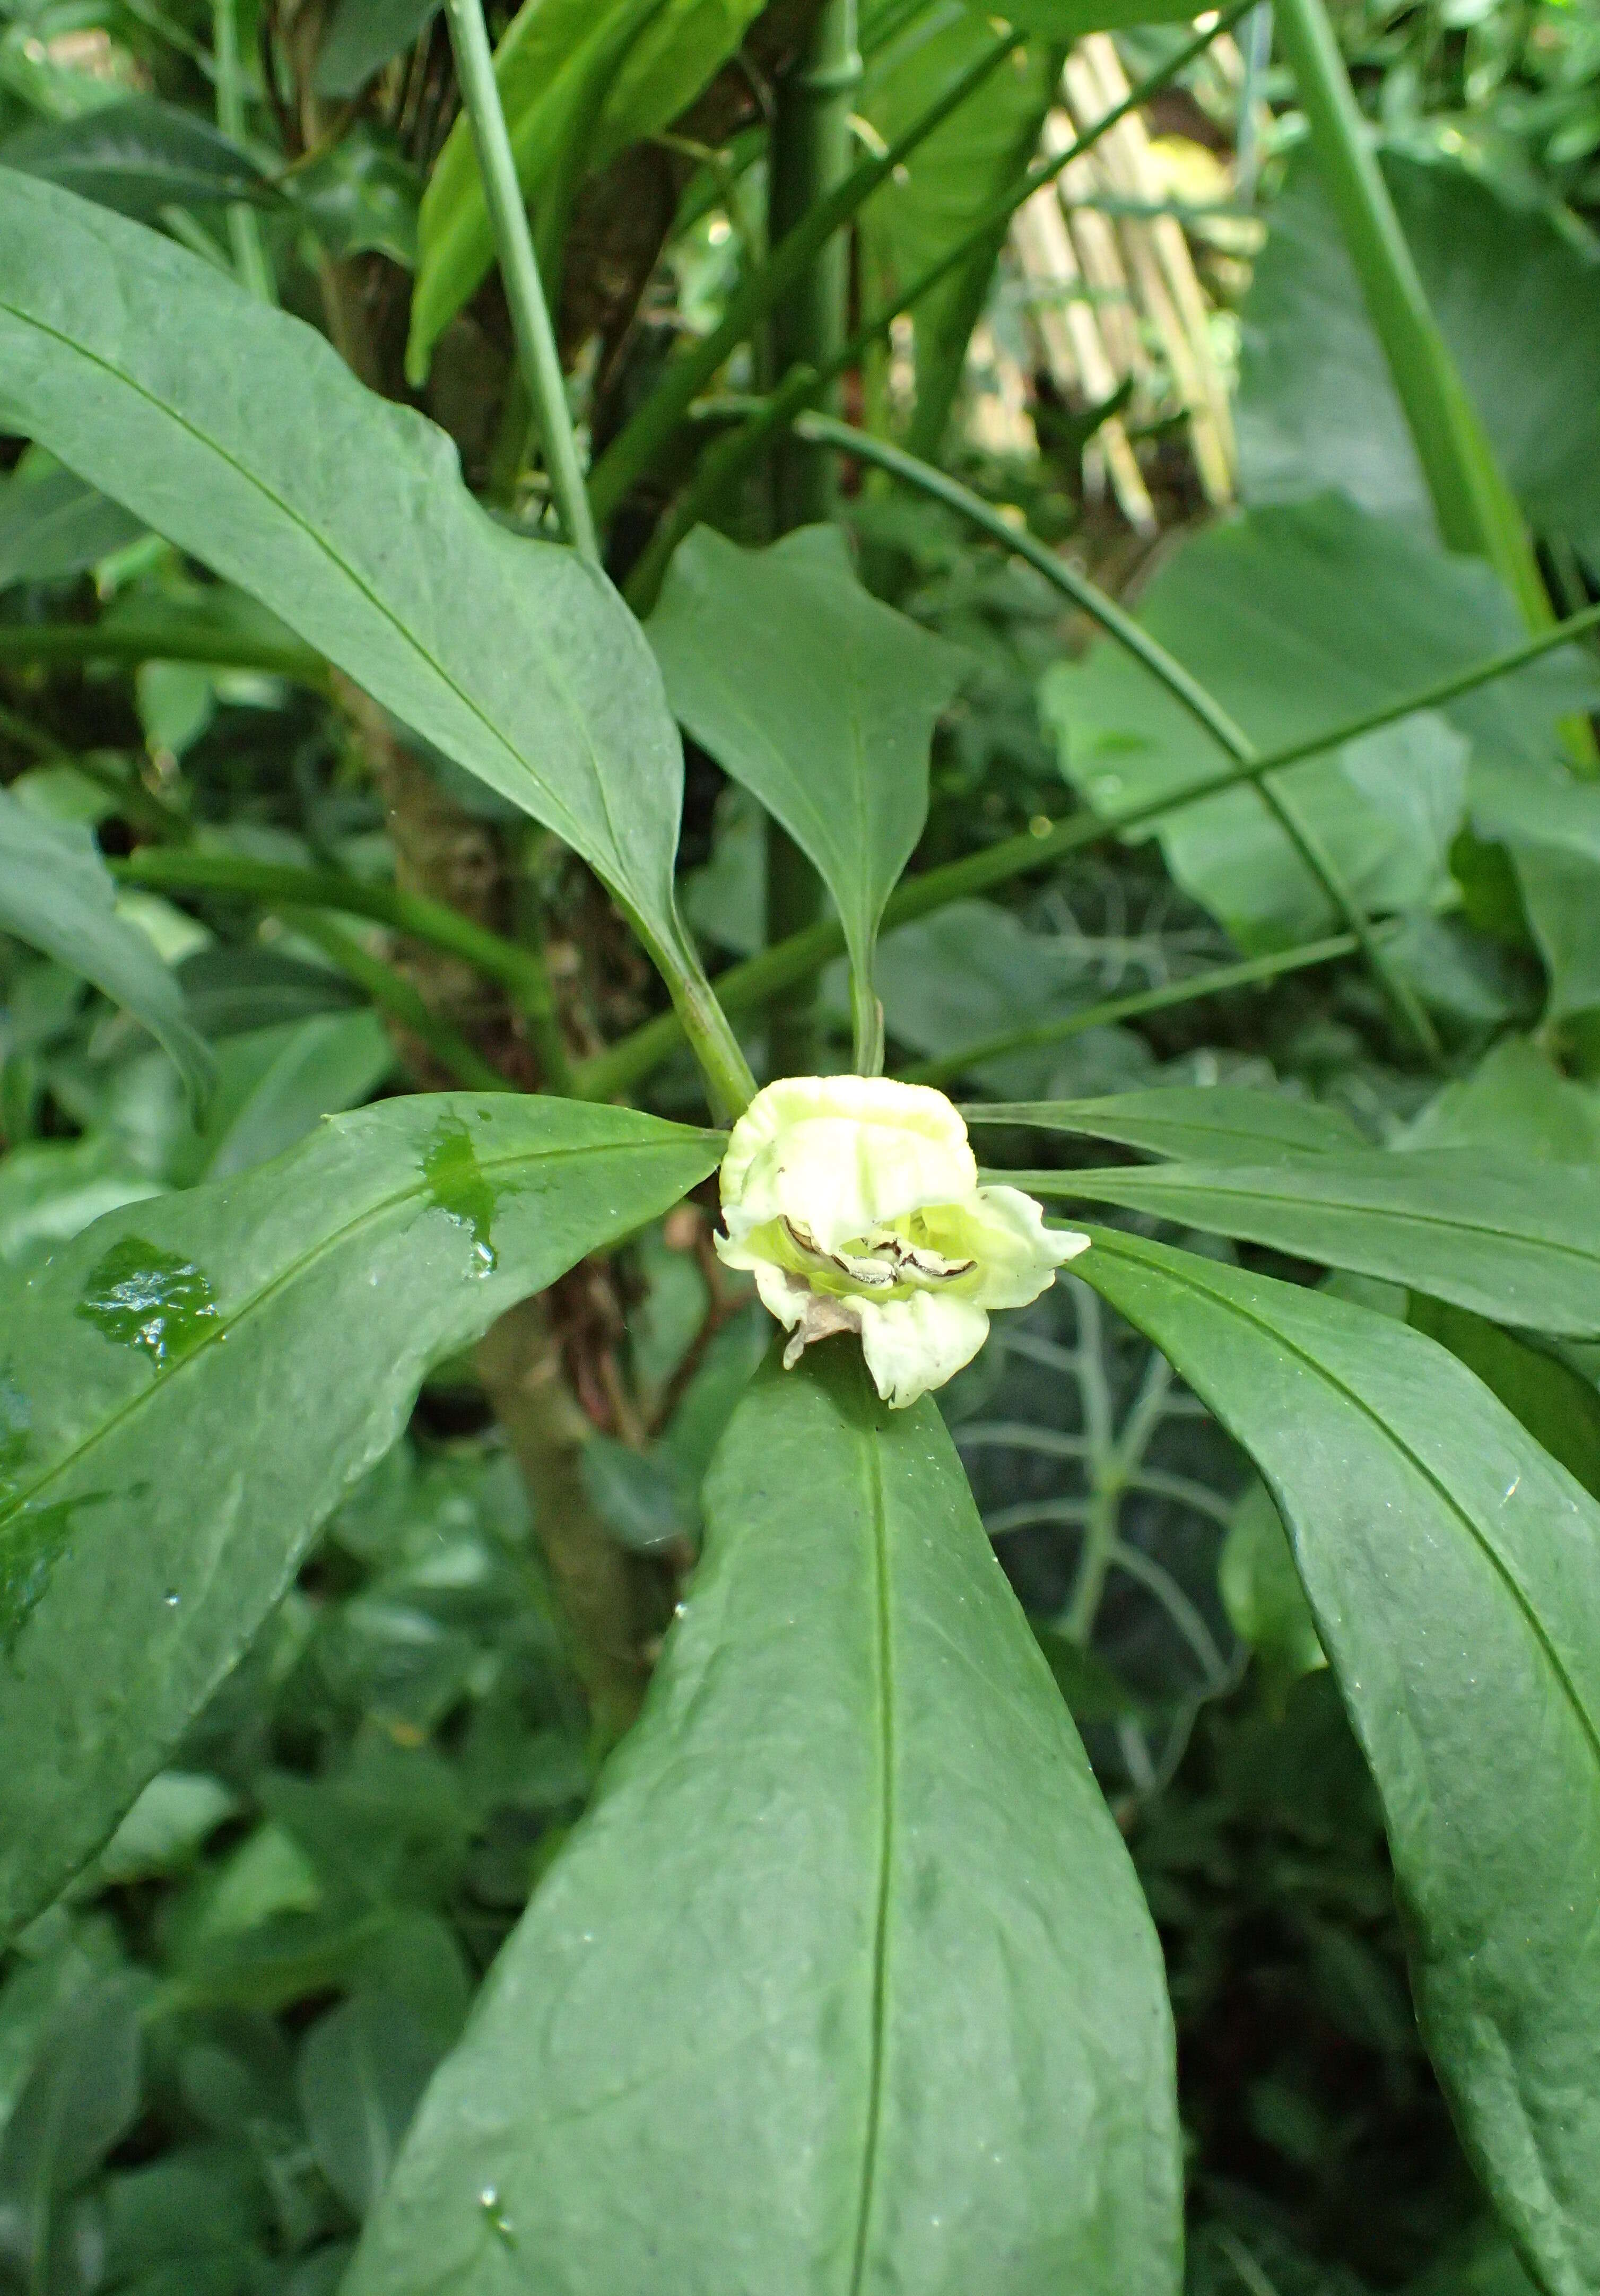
[857,1293,990,1410]
[964,1186,1091,1309]
[720,1076,976,1248]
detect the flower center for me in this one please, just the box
[778,1212,978,1301]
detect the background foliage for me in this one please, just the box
[4,0,1600,2285]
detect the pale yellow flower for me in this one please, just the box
[715,1075,1088,1408]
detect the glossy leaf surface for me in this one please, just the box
[0,786,213,1103]
[964,1085,1362,1162]
[0,1093,720,1938]
[0,171,694,974]
[651,525,969,995]
[1023,1150,1600,1335]
[349,1345,1182,2296]
[1079,1228,1600,2296]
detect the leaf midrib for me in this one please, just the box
[0,1134,711,1534]
[846,1405,893,2296]
[1091,1233,1600,1778]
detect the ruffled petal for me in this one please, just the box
[857,1293,990,1409]
[720,1076,976,1247]
[963,1186,1091,1309]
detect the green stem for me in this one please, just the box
[285,912,508,1091]
[763,0,861,1079]
[586,24,1021,521]
[442,0,599,562]
[213,0,275,303]
[791,413,1441,1059]
[111,847,570,1083]
[1274,0,1545,627]
[897,932,1364,1088]
[0,618,325,682]
[573,597,1600,1098]
[645,926,758,1120]
[768,0,858,534]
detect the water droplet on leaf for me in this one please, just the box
[422,1120,500,1276]
[75,1239,221,1369]
[478,2186,515,2243]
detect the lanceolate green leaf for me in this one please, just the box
[964,1085,1362,1163]
[1079,1228,1600,2296]
[0,171,695,982]
[0,786,213,1105]
[650,525,970,1017]
[348,1346,1182,2296]
[1021,1151,1600,1336]
[0,1093,720,1938]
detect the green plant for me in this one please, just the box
[1,0,1598,2287]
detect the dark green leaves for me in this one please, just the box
[0,786,213,1102]
[349,1346,1181,2295]
[1024,1151,1600,1335]
[0,171,695,980]
[316,0,442,96]
[297,1995,437,2221]
[651,525,969,1037]
[0,98,270,221]
[0,1978,142,2286]
[1079,1229,1600,2296]
[859,7,1059,449]
[0,1093,720,1938]
[0,464,143,588]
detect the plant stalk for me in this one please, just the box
[285,911,507,1090]
[764,0,862,1079]
[442,0,599,562]
[111,847,568,1074]
[213,0,275,303]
